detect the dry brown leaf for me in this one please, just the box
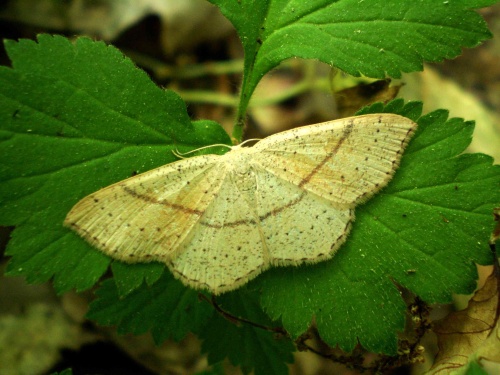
[492,207,500,244]
[335,79,401,118]
[398,67,500,162]
[427,263,500,374]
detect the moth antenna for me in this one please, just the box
[172,143,234,159]
[238,138,262,147]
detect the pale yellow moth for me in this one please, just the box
[65,114,417,294]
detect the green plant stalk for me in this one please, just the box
[124,50,244,80]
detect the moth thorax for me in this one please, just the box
[229,156,256,191]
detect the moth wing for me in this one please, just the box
[64,154,226,263]
[168,161,269,294]
[251,114,417,208]
[250,164,354,265]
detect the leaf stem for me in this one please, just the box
[199,293,288,336]
[124,50,244,80]
[176,90,240,107]
[175,73,331,107]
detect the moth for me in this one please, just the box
[65,114,417,294]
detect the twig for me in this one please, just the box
[199,293,288,336]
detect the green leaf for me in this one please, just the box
[209,0,494,140]
[87,271,213,343]
[0,35,231,293]
[111,261,164,297]
[258,99,500,354]
[1,30,499,369]
[200,290,295,375]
